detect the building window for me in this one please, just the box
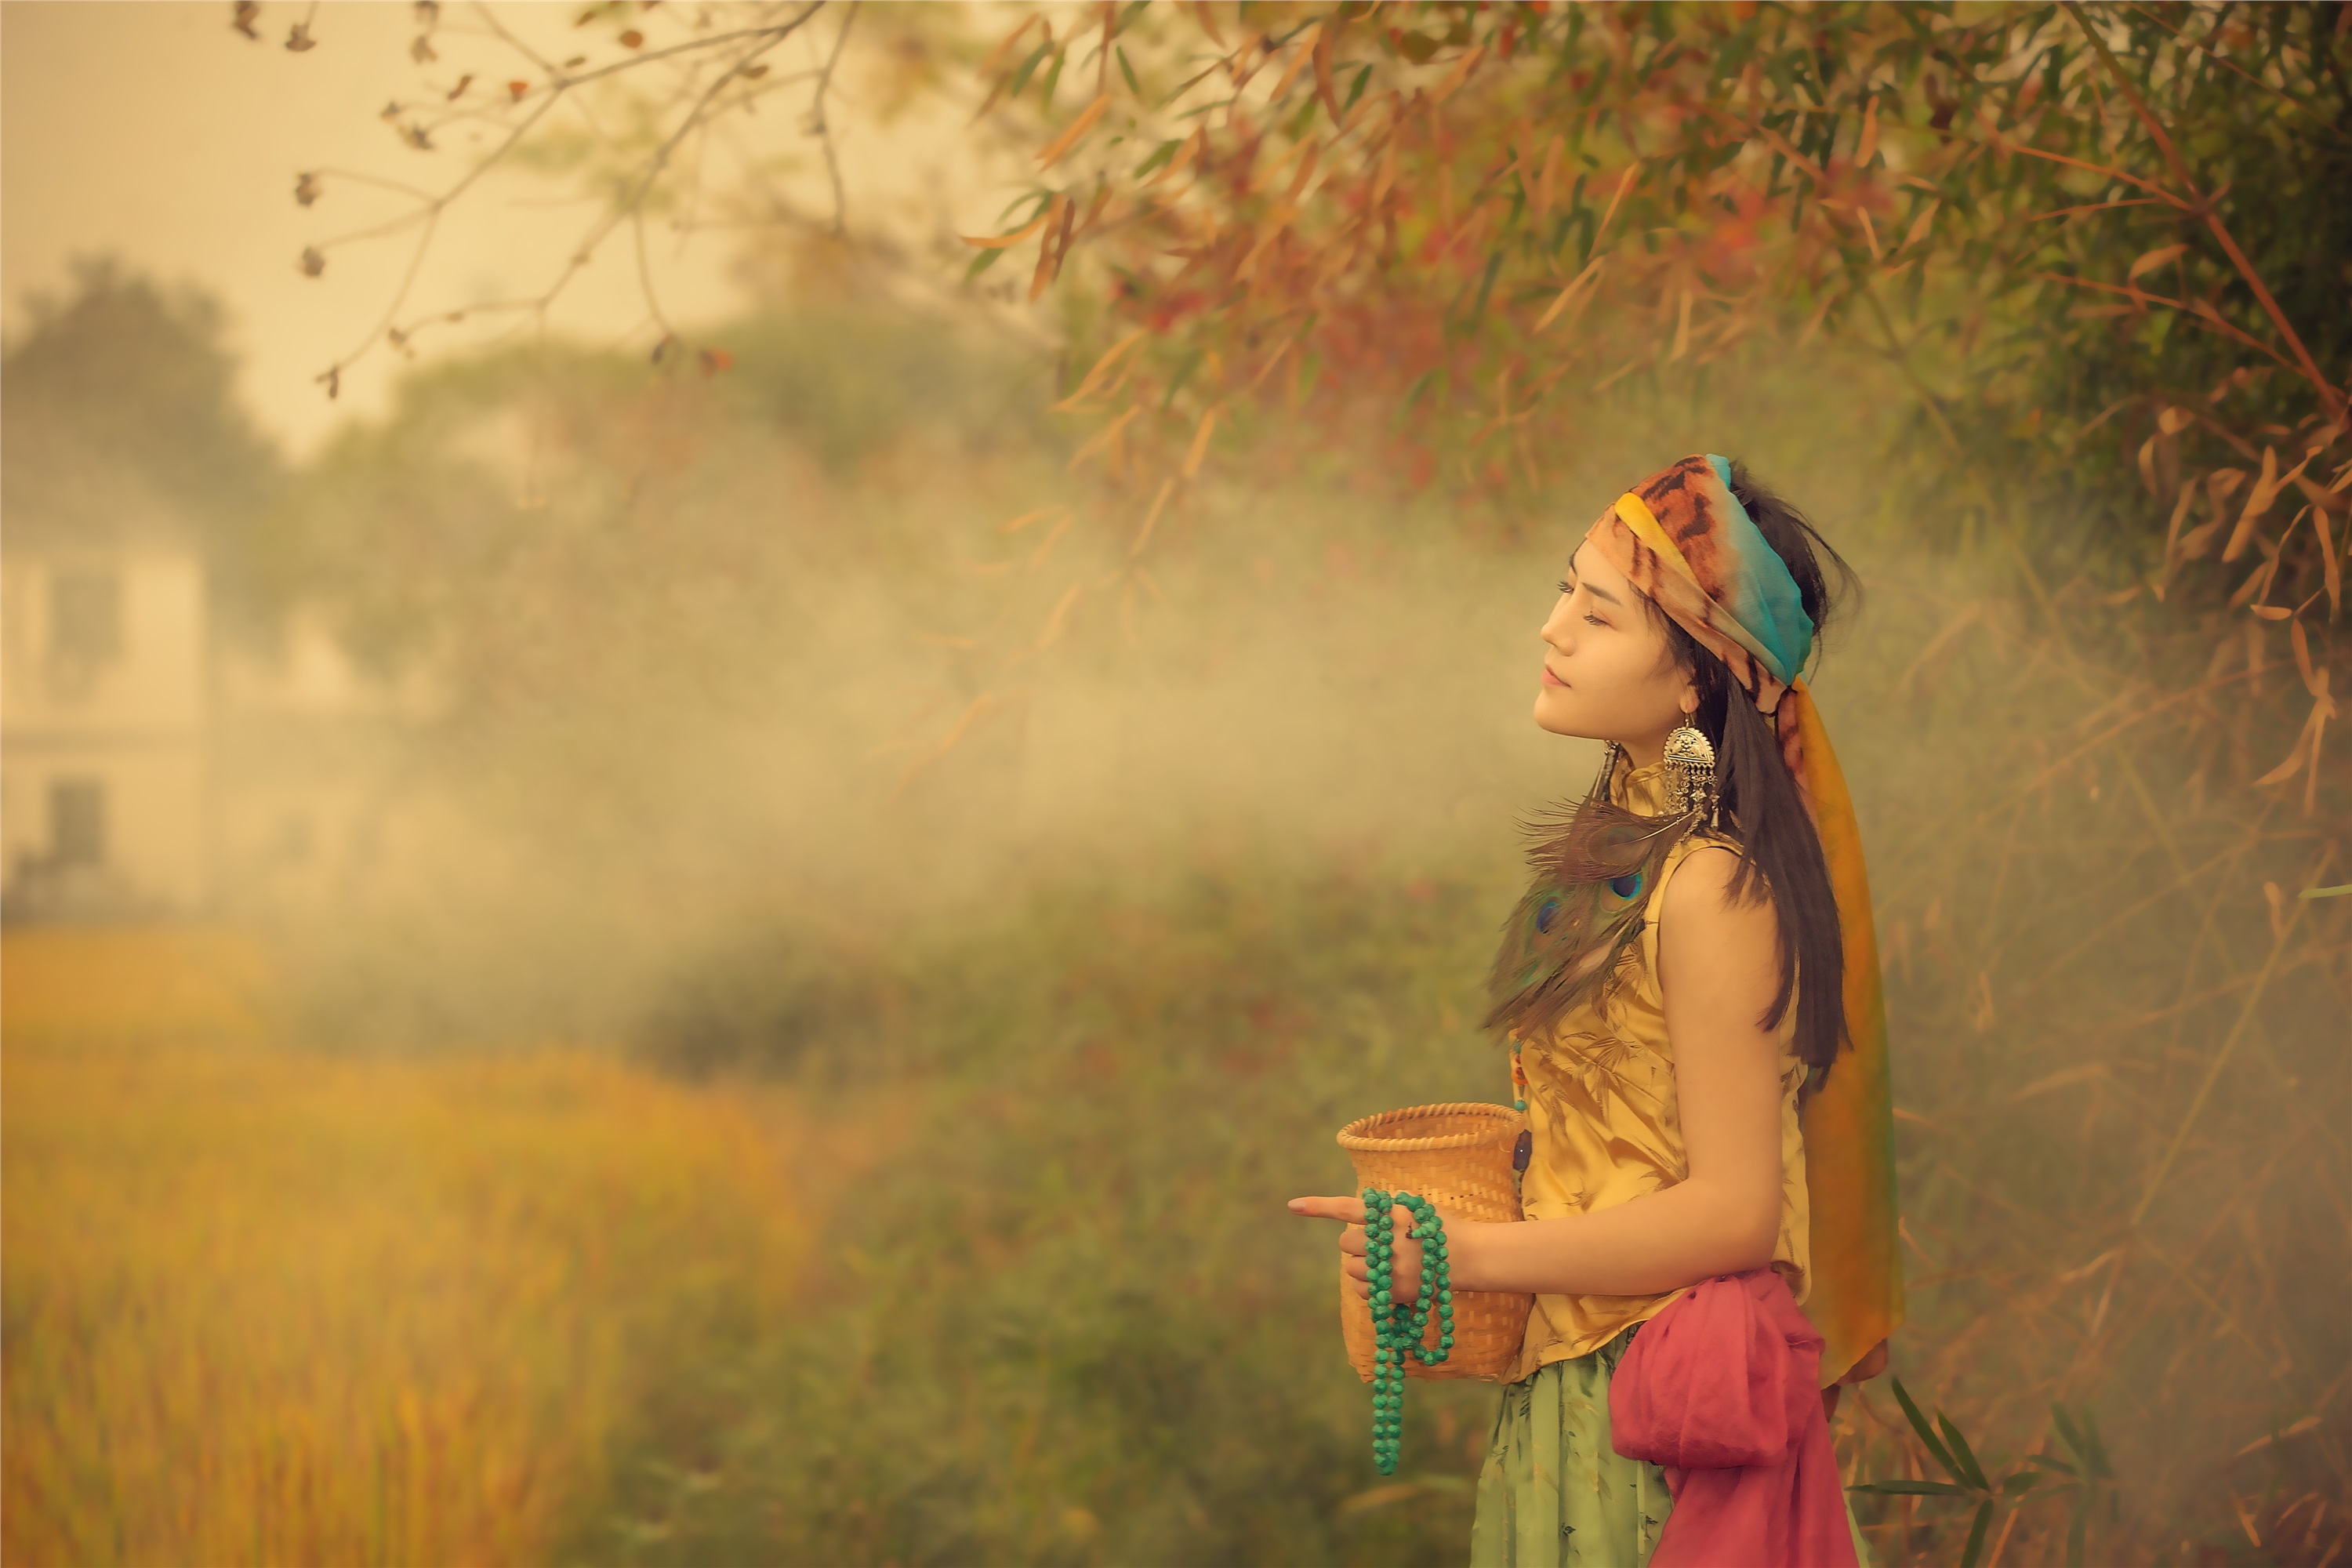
[50,570,125,664]
[50,779,107,867]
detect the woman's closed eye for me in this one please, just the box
[1559,578,1606,625]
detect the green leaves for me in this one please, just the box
[1853,1381,2117,1568]
[1886,1377,1962,1479]
[1860,1477,1972,1497]
[2048,1400,2112,1483]
[1849,1379,2004,1568]
[1937,1411,1991,1492]
[1959,1500,1994,1568]
[1132,139,1181,180]
[1396,33,1441,65]
[1006,37,1054,102]
[2043,1399,2116,1568]
[1397,368,1449,429]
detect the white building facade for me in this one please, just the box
[2,517,211,920]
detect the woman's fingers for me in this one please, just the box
[1293,1196,1432,1304]
[1380,1205,1425,1300]
[1388,1243,1421,1301]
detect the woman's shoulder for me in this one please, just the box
[1645,830,1802,1052]
[1655,829,1749,907]
[1647,831,1777,953]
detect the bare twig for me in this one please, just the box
[630,207,676,343]
[1860,280,1963,454]
[1976,658,2276,821]
[2027,272,2308,377]
[309,2,828,390]
[471,4,560,79]
[2120,1,2350,141]
[303,165,440,204]
[318,211,438,396]
[310,86,562,379]
[2021,197,2169,224]
[1972,133,2194,212]
[2129,844,2337,1228]
[2065,2,2349,427]
[560,20,828,92]
[808,0,858,238]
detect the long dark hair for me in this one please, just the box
[1652,461,1859,1094]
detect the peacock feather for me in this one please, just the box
[1483,789,1700,1043]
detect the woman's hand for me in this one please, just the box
[1820,1338,1893,1422]
[1287,1196,1435,1301]
[1837,1338,1890,1385]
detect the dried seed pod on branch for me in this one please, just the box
[285,0,907,397]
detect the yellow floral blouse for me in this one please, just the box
[1505,750,1813,1385]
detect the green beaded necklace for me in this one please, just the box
[1359,1186,1454,1475]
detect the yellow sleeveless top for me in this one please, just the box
[1505,750,1813,1385]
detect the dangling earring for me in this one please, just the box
[1662,708,1717,824]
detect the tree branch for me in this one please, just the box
[2064,2,2347,427]
[808,0,858,238]
[309,2,829,391]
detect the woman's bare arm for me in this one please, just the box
[1291,845,1787,1300]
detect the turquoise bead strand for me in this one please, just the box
[1360,1187,1454,1475]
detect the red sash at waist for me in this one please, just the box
[1608,1268,1858,1567]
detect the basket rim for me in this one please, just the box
[1337,1100,1523,1153]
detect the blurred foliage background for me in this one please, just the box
[4,4,2347,1566]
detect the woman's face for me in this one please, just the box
[1532,541,1697,760]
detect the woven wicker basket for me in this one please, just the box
[1337,1102,1534,1382]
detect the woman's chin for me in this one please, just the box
[1530,694,1595,739]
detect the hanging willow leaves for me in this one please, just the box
[971,0,2343,827]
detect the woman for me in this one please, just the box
[1291,455,1902,1566]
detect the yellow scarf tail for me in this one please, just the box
[1786,681,1905,1387]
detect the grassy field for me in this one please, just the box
[2,783,2339,1566]
[1,927,808,1568]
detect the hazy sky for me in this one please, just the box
[2,2,984,456]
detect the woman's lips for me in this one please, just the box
[1541,665,1567,687]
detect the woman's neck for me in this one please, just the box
[1608,744,1676,816]
[1617,722,1679,771]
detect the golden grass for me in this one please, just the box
[2,927,804,1568]
[0,924,274,1040]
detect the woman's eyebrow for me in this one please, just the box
[1564,546,1622,605]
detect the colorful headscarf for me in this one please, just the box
[1582,454,1905,1389]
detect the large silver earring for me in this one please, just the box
[1662,713,1717,823]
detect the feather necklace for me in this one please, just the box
[1483,743,1709,1044]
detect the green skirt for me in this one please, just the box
[1469,1324,1875,1567]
